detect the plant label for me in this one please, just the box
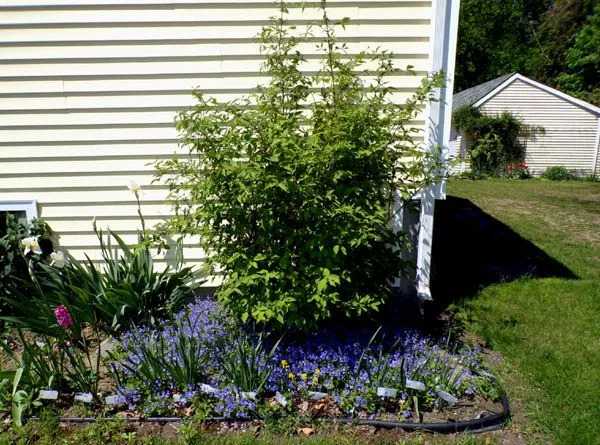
[105,395,123,406]
[275,391,287,407]
[39,390,58,400]
[74,392,94,403]
[405,380,426,391]
[200,383,218,394]
[437,390,458,406]
[308,391,328,400]
[377,387,397,398]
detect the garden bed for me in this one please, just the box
[2,298,508,434]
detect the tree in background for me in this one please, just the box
[455,0,599,105]
[530,0,596,84]
[557,4,600,104]
[455,0,550,92]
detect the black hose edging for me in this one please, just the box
[340,394,510,433]
[37,394,510,434]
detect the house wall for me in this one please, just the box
[480,79,600,175]
[0,0,437,268]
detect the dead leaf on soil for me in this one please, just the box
[299,401,310,414]
[298,427,315,437]
[250,424,261,438]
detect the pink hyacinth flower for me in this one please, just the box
[53,305,73,329]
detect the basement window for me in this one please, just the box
[0,201,38,237]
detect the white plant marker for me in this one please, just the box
[39,390,59,400]
[74,392,94,403]
[376,387,398,398]
[105,395,123,406]
[200,383,218,394]
[405,380,426,391]
[275,391,287,407]
[241,392,257,400]
[308,391,328,401]
[436,390,458,406]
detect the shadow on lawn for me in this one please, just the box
[428,195,577,314]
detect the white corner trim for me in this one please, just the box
[474,73,600,116]
[592,118,600,176]
[413,0,461,301]
[416,186,435,301]
[0,200,39,221]
[426,0,461,199]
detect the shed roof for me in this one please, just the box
[452,73,600,116]
[452,72,515,110]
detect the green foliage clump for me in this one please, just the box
[1,197,201,400]
[0,214,51,297]
[5,224,200,338]
[557,4,600,105]
[0,214,52,327]
[541,165,573,181]
[453,105,541,177]
[155,2,445,330]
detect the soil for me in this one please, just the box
[54,417,529,444]
[363,395,504,424]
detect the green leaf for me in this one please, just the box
[11,368,23,397]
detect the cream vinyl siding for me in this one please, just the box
[480,79,599,175]
[0,0,434,268]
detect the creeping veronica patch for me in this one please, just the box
[112,298,496,418]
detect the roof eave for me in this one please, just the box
[473,73,600,116]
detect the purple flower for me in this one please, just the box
[53,305,73,329]
[113,298,495,418]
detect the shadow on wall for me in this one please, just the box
[428,196,577,312]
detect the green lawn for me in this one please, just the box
[445,180,600,445]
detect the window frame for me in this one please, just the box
[0,200,39,222]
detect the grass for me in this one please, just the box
[1,414,507,445]
[446,179,600,445]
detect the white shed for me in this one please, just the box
[0,0,461,300]
[450,73,600,176]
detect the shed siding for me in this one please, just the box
[480,79,599,175]
[595,119,600,176]
[0,0,434,266]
